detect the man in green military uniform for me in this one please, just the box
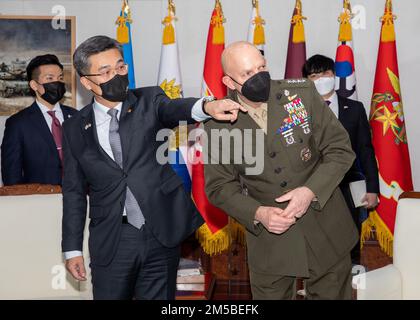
[203,41,359,300]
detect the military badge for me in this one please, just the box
[300,147,312,162]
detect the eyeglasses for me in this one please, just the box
[83,63,129,82]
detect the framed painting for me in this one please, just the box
[0,15,76,116]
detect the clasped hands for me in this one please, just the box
[255,186,316,235]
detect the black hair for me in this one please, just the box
[302,54,335,78]
[26,54,63,96]
[73,35,123,77]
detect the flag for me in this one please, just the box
[116,0,136,89]
[335,0,358,100]
[247,0,266,55]
[362,0,413,256]
[157,0,191,192]
[192,0,232,256]
[284,0,307,79]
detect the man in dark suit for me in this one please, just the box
[303,54,380,265]
[1,54,77,186]
[62,35,246,300]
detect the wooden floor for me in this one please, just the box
[211,238,393,300]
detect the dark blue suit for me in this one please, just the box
[1,102,77,186]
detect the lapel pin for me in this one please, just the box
[127,107,133,113]
[344,106,349,109]
[84,123,92,130]
[284,90,290,97]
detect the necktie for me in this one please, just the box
[326,100,331,106]
[47,111,63,163]
[107,108,145,229]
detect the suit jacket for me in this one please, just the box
[61,87,204,267]
[1,102,76,186]
[337,95,379,193]
[204,80,359,277]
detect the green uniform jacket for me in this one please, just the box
[203,79,359,277]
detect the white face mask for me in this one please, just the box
[314,76,335,96]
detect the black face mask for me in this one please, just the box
[230,71,271,102]
[88,74,129,102]
[37,81,66,105]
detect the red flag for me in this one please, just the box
[192,0,230,255]
[284,0,307,79]
[363,0,413,256]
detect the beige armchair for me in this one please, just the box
[0,184,92,300]
[353,192,420,300]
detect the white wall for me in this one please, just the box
[0,0,419,189]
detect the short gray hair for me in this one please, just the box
[73,35,123,76]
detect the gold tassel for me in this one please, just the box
[162,17,175,44]
[115,1,132,44]
[213,24,225,45]
[254,23,265,45]
[292,15,305,43]
[212,0,225,45]
[162,0,176,45]
[116,17,129,44]
[381,12,396,42]
[338,12,353,41]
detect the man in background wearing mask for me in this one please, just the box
[302,54,379,266]
[204,41,358,299]
[62,35,246,300]
[1,54,76,186]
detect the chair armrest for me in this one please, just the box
[352,264,402,300]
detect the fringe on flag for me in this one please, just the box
[196,218,246,256]
[361,209,394,257]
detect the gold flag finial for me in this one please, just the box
[162,0,177,45]
[168,0,176,16]
[381,0,396,42]
[252,0,257,9]
[116,0,132,44]
[295,0,302,15]
[212,0,226,45]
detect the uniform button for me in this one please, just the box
[276,93,283,100]
[274,167,282,174]
[269,151,276,158]
[299,138,303,143]
[280,181,288,188]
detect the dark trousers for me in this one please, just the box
[90,223,180,300]
[249,241,353,300]
[340,184,362,265]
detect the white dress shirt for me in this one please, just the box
[36,100,64,130]
[326,92,339,119]
[64,97,209,260]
